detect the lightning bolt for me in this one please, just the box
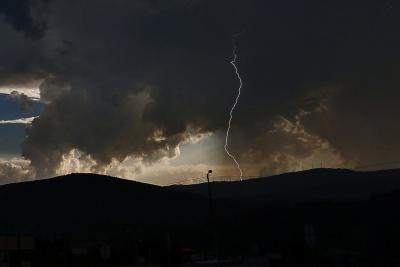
[225,33,244,181]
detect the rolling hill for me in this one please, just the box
[170,168,400,203]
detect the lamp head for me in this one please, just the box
[208,170,213,174]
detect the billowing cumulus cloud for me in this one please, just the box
[0,158,34,184]
[0,0,399,181]
[242,112,349,176]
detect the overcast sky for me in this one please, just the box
[0,0,399,185]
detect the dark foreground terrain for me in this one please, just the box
[1,168,400,266]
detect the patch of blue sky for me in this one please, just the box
[0,124,26,157]
[0,94,43,120]
[0,94,44,157]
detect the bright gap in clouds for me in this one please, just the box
[0,87,41,100]
[53,131,238,186]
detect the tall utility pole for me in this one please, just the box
[206,170,213,215]
[206,170,219,260]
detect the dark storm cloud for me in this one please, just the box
[227,0,400,171]
[20,0,250,176]
[0,0,399,176]
[0,0,52,39]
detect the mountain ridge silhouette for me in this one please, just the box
[1,168,400,238]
